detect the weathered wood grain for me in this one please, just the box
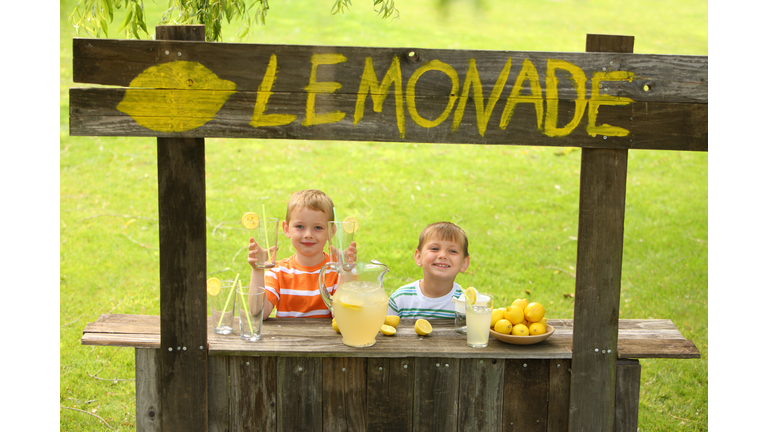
[457,358,505,431]
[614,359,641,432]
[322,357,368,432]
[135,348,162,431]
[569,34,632,432]
[207,355,229,432]
[366,358,414,432]
[71,38,707,103]
[503,359,549,432]
[82,316,700,359]
[547,359,571,432]
[154,25,209,432]
[413,357,460,431]
[69,38,707,151]
[276,357,323,432]
[230,355,277,432]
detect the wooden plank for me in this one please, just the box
[69,38,707,151]
[135,348,161,432]
[614,359,641,432]
[155,25,209,432]
[413,357,460,431]
[503,359,549,431]
[230,356,277,432]
[69,87,706,151]
[546,359,571,432]
[71,38,707,103]
[457,358,504,431]
[322,357,368,432]
[276,357,323,432]
[366,358,414,432]
[208,355,229,432]
[82,315,700,359]
[569,34,632,432]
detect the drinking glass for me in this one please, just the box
[210,279,237,335]
[466,293,495,348]
[237,287,266,342]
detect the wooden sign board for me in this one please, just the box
[70,39,707,151]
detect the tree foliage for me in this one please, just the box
[69,0,398,42]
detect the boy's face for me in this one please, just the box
[283,207,331,263]
[414,237,470,282]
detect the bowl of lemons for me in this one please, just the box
[488,299,555,345]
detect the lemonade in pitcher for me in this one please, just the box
[332,280,389,347]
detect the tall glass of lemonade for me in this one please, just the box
[466,293,494,348]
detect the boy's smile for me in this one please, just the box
[283,207,331,267]
[415,239,470,281]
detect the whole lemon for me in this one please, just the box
[524,302,545,323]
[529,322,547,335]
[512,323,530,336]
[494,319,513,334]
[332,319,341,333]
[504,305,524,325]
[490,309,505,328]
[512,298,529,313]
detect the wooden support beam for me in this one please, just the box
[156,24,209,432]
[569,33,633,432]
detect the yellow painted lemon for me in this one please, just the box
[415,319,432,336]
[206,278,221,296]
[380,325,397,336]
[524,302,545,323]
[117,61,237,133]
[241,212,260,230]
[494,319,513,335]
[384,315,400,328]
[512,323,530,336]
[342,216,359,233]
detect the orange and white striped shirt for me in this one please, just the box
[265,253,338,318]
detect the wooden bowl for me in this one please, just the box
[490,325,555,345]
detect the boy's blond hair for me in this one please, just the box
[417,222,469,257]
[285,189,335,224]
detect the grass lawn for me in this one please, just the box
[60,0,707,430]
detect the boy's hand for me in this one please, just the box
[247,237,278,269]
[344,241,358,264]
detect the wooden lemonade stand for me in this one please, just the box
[72,27,706,431]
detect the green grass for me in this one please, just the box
[60,0,707,430]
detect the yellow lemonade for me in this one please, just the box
[333,280,389,347]
[466,304,493,347]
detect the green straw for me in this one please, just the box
[238,281,254,334]
[218,272,239,327]
[262,204,271,263]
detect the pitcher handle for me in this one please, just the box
[319,262,340,314]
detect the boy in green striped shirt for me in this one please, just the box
[387,222,471,319]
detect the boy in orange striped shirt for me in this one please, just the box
[247,189,356,319]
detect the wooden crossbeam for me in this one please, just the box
[70,38,707,151]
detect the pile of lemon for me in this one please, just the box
[491,298,548,336]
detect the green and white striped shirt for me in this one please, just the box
[387,280,463,319]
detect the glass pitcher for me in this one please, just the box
[319,259,390,347]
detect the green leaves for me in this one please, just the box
[70,0,399,42]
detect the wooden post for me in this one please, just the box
[569,34,634,432]
[156,24,209,432]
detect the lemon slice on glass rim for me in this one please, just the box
[241,212,260,230]
[463,287,478,305]
[342,216,359,234]
[206,278,221,296]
